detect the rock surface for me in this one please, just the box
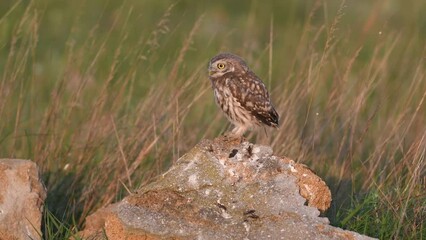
[0,159,46,240]
[80,137,375,240]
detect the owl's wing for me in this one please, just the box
[229,73,279,127]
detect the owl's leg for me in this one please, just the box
[231,126,247,137]
[223,125,247,143]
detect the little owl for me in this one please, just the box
[208,53,279,137]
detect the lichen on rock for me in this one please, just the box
[80,137,376,240]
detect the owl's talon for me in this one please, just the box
[223,132,245,143]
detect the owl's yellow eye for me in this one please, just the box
[217,63,225,69]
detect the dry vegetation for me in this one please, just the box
[0,0,424,239]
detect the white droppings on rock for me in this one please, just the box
[251,155,259,162]
[289,164,298,173]
[188,174,198,187]
[252,146,261,154]
[221,211,232,219]
[243,221,250,233]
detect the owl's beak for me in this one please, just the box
[208,65,217,76]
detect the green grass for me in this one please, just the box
[42,206,80,240]
[337,190,425,239]
[0,0,425,239]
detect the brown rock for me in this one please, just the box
[0,159,46,240]
[282,158,332,211]
[80,137,375,240]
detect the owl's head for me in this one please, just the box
[208,53,249,78]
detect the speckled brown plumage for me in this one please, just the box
[208,53,279,136]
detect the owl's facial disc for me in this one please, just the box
[208,60,234,77]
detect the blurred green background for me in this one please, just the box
[0,0,425,239]
[1,0,424,91]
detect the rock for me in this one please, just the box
[0,159,46,240]
[80,137,375,240]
